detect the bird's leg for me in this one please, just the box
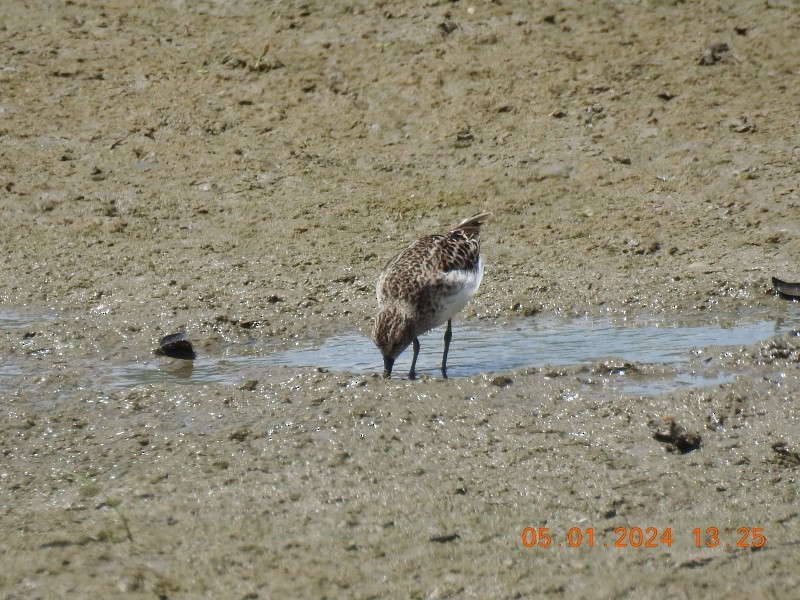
[409,337,420,380]
[441,319,452,379]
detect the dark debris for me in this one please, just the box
[653,418,702,454]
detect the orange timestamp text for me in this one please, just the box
[521,526,765,549]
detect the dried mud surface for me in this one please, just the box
[2,1,800,598]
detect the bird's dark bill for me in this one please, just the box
[383,355,394,377]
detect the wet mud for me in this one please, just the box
[2,1,800,597]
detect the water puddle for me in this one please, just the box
[2,308,798,396]
[0,310,55,329]
[111,310,798,395]
[0,310,57,387]
[619,372,734,396]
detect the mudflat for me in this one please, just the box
[1,1,799,598]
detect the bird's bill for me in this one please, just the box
[383,355,394,378]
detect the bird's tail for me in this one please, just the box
[456,211,492,235]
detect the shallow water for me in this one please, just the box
[104,310,799,395]
[0,310,54,329]
[0,311,55,389]
[2,309,798,396]
[268,315,790,376]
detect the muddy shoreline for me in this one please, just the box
[2,1,800,598]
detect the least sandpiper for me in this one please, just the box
[371,211,491,379]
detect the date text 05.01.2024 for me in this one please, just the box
[521,527,766,549]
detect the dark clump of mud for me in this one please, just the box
[653,418,702,454]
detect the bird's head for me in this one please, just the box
[371,305,416,377]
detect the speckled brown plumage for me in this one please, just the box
[372,212,491,379]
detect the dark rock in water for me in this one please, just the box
[772,277,800,300]
[155,332,196,360]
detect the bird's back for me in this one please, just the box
[376,213,490,332]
